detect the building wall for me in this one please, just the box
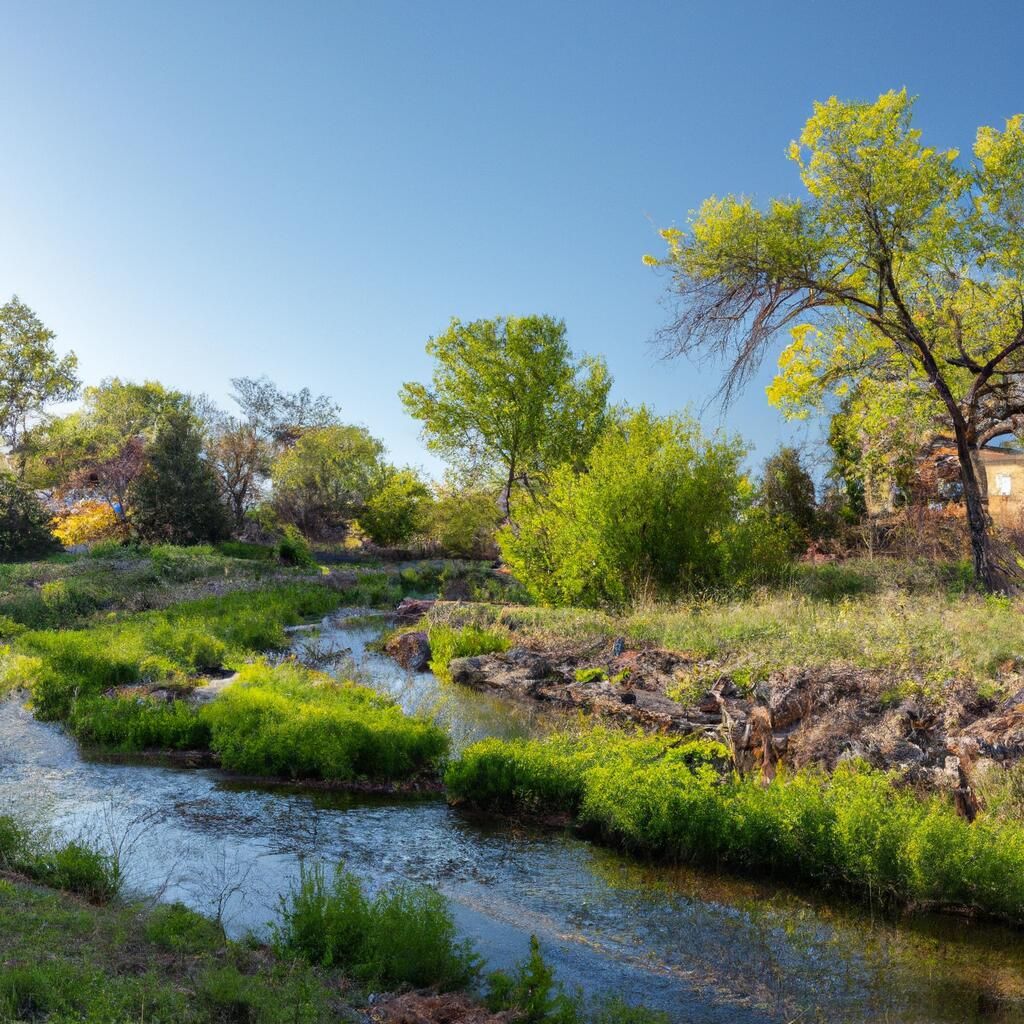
[980,452,1024,527]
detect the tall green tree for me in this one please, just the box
[271,424,385,537]
[129,410,230,544]
[400,316,611,521]
[646,91,1024,590]
[760,446,816,548]
[24,378,186,518]
[0,297,79,471]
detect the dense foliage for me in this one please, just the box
[500,408,792,606]
[360,467,432,546]
[447,729,1024,921]
[201,662,448,779]
[401,315,610,522]
[648,90,1024,590]
[130,410,231,544]
[0,475,59,559]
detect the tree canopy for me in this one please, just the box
[646,90,1024,589]
[0,296,79,468]
[400,316,611,521]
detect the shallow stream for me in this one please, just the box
[2,610,1024,1023]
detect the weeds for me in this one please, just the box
[274,861,480,990]
[427,624,511,681]
[447,730,1024,923]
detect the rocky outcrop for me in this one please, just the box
[386,630,432,672]
[395,597,435,623]
[449,647,719,734]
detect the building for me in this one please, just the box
[866,442,1024,527]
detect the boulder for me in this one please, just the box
[386,630,432,672]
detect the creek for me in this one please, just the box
[2,609,1023,1023]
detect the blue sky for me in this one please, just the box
[3,0,1023,477]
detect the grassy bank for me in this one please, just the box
[68,661,449,782]
[0,813,665,1024]
[5,583,343,721]
[446,729,1024,922]
[424,558,1024,694]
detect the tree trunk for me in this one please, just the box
[953,427,1006,592]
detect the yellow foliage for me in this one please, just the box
[51,501,126,546]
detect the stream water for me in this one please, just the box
[2,609,1024,1023]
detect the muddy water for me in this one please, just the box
[2,610,1024,1024]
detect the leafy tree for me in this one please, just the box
[428,475,502,558]
[231,377,342,449]
[271,424,385,537]
[360,467,433,547]
[400,316,611,521]
[206,419,270,530]
[760,446,817,548]
[646,91,1024,590]
[0,297,80,470]
[0,474,59,558]
[129,410,230,544]
[500,408,791,607]
[24,378,186,520]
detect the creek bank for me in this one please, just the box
[398,627,1024,806]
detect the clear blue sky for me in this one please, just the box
[3,0,1022,477]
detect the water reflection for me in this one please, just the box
[0,610,1022,1023]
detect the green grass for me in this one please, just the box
[446,729,1024,923]
[6,583,343,720]
[274,861,479,990]
[427,624,512,681]
[426,557,1024,693]
[0,876,340,1023]
[200,662,449,780]
[64,661,448,783]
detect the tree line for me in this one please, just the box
[3,89,1022,596]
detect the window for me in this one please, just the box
[995,473,1013,497]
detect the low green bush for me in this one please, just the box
[427,624,511,681]
[145,902,224,954]
[201,662,448,780]
[278,525,316,567]
[447,730,1024,922]
[275,862,479,990]
[69,695,210,751]
[215,540,277,561]
[28,840,119,903]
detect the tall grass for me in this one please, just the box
[201,662,448,780]
[11,584,342,721]
[446,730,1024,922]
[274,861,479,990]
[432,582,1024,690]
[427,624,511,681]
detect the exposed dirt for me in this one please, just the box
[435,637,1024,808]
[367,992,516,1024]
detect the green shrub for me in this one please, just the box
[574,667,606,683]
[0,815,28,867]
[29,840,119,903]
[447,730,1024,922]
[427,625,510,681]
[145,902,224,954]
[278,525,315,567]
[276,862,479,991]
[499,408,793,607]
[0,474,59,559]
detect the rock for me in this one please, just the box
[395,597,435,623]
[323,569,358,591]
[386,631,432,672]
[620,691,637,705]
